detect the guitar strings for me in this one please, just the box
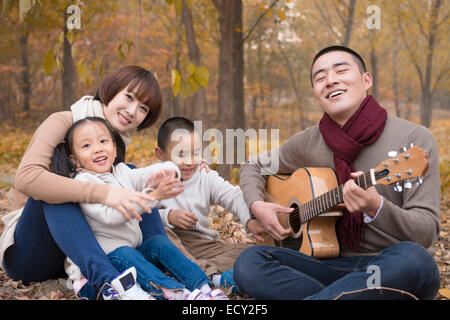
[287,171,373,229]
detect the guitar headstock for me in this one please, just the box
[373,145,429,189]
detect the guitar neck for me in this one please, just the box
[299,169,377,223]
[289,146,427,225]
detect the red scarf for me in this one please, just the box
[319,95,387,252]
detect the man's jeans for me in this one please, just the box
[233,241,440,300]
[107,234,210,296]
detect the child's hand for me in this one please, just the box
[168,209,198,229]
[145,169,177,189]
[246,218,266,242]
[200,159,211,173]
[105,188,155,221]
[148,175,184,200]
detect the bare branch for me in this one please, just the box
[211,0,220,11]
[331,0,345,25]
[410,2,429,41]
[313,0,341,41]
[436,9,449,29]
[242,0,280,43]
[342,0,356,46]
[396,9,424,88]
[431,59,450,96]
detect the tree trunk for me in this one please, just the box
[19,31,31,113]
[342,0,356,46]
[404,86,412,120]
[278,45,306,130]
[232,0,245,131]
[392,41,400,117]
[370,44,379,100]
[420,89,432,129]
[62,24,76,108]
[215,0,236,180]
[419,0,441,128]
[181,0,208,124]
[257,35,265,128]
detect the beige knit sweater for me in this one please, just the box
[12,96,132,210]
[1,96,132,268]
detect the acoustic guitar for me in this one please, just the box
[259,145,429,259]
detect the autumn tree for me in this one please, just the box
[396,0,449,128]
[311,0,357,46]
[210,0,284,179]
[180,0,208,123]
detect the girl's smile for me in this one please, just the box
[70,122,117,174]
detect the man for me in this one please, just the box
[234,46,441,300]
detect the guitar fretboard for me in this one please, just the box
[290,171,375,227]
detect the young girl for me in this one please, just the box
[51,117,228,300]
[0,66,175,299]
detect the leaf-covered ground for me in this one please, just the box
[0,118,449,300]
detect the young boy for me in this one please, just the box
[155,117,262,292]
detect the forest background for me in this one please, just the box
[0,0,449,300]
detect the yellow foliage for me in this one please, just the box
[0,130,32,168]
[430,119,450,198]
[125,134,159,168]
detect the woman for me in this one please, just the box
[0,65,180,299]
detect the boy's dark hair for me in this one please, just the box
[51,117,125,177]
[310,45,367,86]
[157,117,195,151]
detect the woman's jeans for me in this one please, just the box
[3,198,167,295]
[107,235,210,297]
[233,241,440,300]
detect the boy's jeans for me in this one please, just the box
[233,241,440,300]
[107,234,210,296]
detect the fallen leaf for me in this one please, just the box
[439,288,450,299]
[50,291,60,300]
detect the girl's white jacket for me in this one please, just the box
[65,161,180,290]
[74,161,180,254]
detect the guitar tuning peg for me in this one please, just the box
[399,146,407,153]
[416,177,423,186]
[395,183,403,192]
[404,179,412,189]
[387,151,398,158]
[409,142,415,148]
[393,182,403,192]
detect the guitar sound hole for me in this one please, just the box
[289,203,301,234]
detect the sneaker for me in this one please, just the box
[105,267,155,300]
[163,288,217,300]
[201,288,229,300]
[162,287,229,300]
[102,287,121,300]
[210,269,238,294]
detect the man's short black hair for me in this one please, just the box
[157,117,195,151]
[310,45,367,86]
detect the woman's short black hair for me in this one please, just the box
[94,65,162,131]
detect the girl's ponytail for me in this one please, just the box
[52,141,76,177]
